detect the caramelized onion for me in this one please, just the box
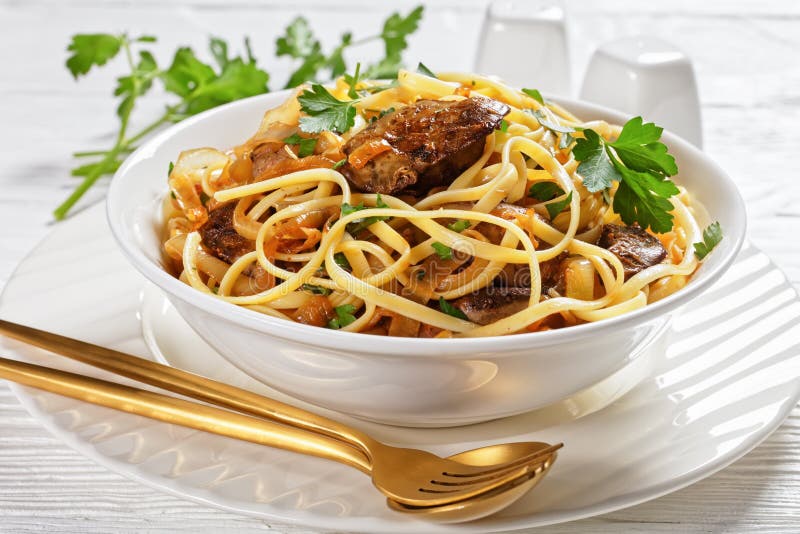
[292,295,334,327]
[347,138,393,170]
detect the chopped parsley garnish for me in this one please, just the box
[573,116,679,233]
[417,62,436,78]
[333,158,346,169]
[431,241,453,260]
[522,87,544,105]
[302,283,331,295]
[167,161,174,176]
[327,303,357,329]
[439,297,467,320]
[693,222,723,260]
[283,133,317,158]
[333,252,351,271]
[531,109,575,134]
[448,219,471,233]
[545,191,572,219]
[298,83,357,134]
[369,106,396,122]
[199,191,211,206]
[528,182,564,202]
[340,194,390,234]
[498,119,509,133]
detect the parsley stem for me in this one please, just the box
[347,35,381,47]
[122,112,171,146]
[72,149,118,158]
[53,147,121,220]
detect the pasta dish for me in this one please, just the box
[161,69,717,338]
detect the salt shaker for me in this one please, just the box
[579,36,703,147]
[475,0,570,95]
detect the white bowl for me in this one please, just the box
[107,90,746,427]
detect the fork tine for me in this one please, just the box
[413,458,552,504]
[437,443,563,480]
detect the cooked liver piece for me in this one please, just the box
[495,252,569,294]
[454,252,569,325]
[198,202,253,264]
[250,141,292,179]
[340,97,510,195]
[599,224,668,279]
[453,287,530,326]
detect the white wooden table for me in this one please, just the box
[1,0,799,531]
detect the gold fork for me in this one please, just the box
[0,319,561,507]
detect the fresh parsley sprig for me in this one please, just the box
[283,133,317,158]
[58,34,268,220]
[573,117,680,233]
[439,297,467,320]
[298,84,358,134]
[277,6,424,87]
[327,304,358,329]
[340,194,390,234]
[57,6,425,220]
[694,222,723,260]
[431,242,453,260]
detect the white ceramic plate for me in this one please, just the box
[1,203,799,532]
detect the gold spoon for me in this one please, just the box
[0,319,561,507]
[0,352,559,511]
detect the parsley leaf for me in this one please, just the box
[448,220,471,233]
[209,37,229,69]
[574,117,680,233]
[284,43,327,88]
[302,283,332,295]
[431,242,453,260]
[298,83,357,134]
[113,50,158,120]
[333,158,347,169]
[439,297,467,320]
[528,182,564,201]
[609,117,677,177]
[327,32,353,79]
[522,88,544,105]
[333,252,351,270]
[545,191,573,219]
[613,167,679,233]
[341,194,390,234]
[380,6,424,68]
[283,133,317,158]
[573,129,622,192]
[161,47,216,98]
[175,56,270,116]
[327,304,357,329]
[693,222,723,260]
[531,109,575,134]
[66,33,123,79]
[276,17,317,58]
[498,119,509,133]
[417,62,436,77]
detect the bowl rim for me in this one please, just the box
[107,88,747,358]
